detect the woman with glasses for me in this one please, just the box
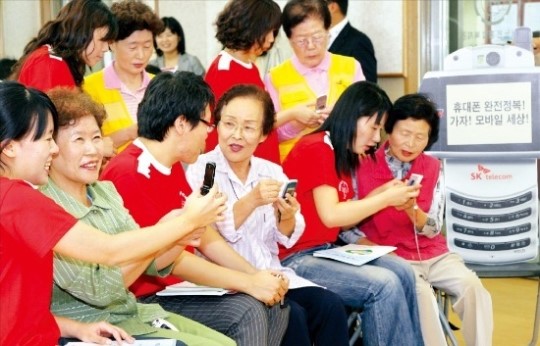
[186,84,350,346]
[264,0,365,162]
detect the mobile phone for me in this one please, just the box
[407,173,423,186]
[200,161,216,196]
[316,95,327,110]
[279,179,298,199]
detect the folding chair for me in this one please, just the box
[435,289,459,346]
[347,309,362,346]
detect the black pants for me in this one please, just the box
[281,286,349,346]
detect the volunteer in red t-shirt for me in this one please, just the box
[205,0,316,165]
[13,0,116,91]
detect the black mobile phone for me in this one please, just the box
[316,95,327,110]
[200,162,216,196]
[280,179,298,199]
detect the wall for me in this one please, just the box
[1,0,41,59]
[0,0,411,99]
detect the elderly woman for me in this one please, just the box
[264,0,365,162]
[41,87,234,346]
[83,0,163,152]
[186,84,349,346]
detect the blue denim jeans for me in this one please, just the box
[282,244,424,346]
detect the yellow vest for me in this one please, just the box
[269,54,357,162]
[83,71,154,153]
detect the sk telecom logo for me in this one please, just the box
[470,164,512,181]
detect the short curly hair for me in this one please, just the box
[215,0,281,51]
[111,0,163,41]
[47,87,106,131]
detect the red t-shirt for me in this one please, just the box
[280,132,354,258]
[100,142,190,296]
[0,178,77,345]
[18,45,77,91]
[205,53,280,164]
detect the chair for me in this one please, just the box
[435,289,459,346]
[347,309,362,346]
[466,260,540,346]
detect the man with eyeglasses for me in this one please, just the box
[264,0,365,163]
[101,71,290,346]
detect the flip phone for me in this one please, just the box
[200,162,216,196]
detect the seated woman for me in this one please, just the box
[186,84,349,346]
[0,82,224,346]
[348,94,493,346]
[281,81,425,346]
[41,87,234,346]
[151,16,205,76]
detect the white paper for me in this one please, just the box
[65,340,176,346]
[156,281,233,296]
[313,244,396,266]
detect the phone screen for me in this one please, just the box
[316,95,327,110]
[407,174,423,186]
[200,162,216,195]
[280,179,298,198]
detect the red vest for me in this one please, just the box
[357,142,448,260]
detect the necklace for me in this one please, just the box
[228,177,254,200]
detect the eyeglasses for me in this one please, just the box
[199,118,215,133]
[219,120,260,138]
[291,32,328,48]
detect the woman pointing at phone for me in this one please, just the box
[186,84,350,346]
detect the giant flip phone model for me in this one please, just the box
[419,44,540,264]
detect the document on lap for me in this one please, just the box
[313,244,397,266]
[156,281,233,296]
[65,340,176,346]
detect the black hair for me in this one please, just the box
[282,0,331,38]
[155,17,186,55]
[0,58,17,80]
[137,71,214,141]
[316,81,392,177]
[328,0,348,16]
[0,81,59,172]
[385,93,440,151]
[214,84,275,136]
[13,0,117,86]
[145,64,162,75]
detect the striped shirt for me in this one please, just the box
[186,146,317,289]
[40,179,173,335]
